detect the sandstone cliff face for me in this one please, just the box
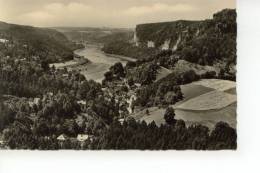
[134,9,236,52]
[135,20,201,50]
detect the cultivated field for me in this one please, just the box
[224,87,237,95]
[136,103,236,129]
[179,83,214,102]
[131,79,237,129]
[193,79,236,91]
[175,90,237,111]
[155,66,173,82]
[76,63,110,83]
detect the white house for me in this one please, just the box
[161,39,171,50]
[62,74,69,77]
[118,118,125,125]
[77,134,89,142]
[77,100,86,105]
[0,136,4,145]
[147,41,155,48]
[0,38,8,43]
[134,83,141,87]
[57,134,67,141]
[28,98,40,107]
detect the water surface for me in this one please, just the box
[73,44,135,82]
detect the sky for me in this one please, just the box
[0,0,236,28]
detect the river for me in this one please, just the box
[54,44,136,83]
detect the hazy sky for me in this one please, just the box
[0,0,236,28]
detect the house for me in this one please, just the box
[57,134,68,141]
[34,98,40,105]
[28,98,40,107]
[134,83,141,87]
[77,100,86,105]
[47,92,53,96]
[147,41,155,48]
[118,118,125,125]
[0,38,8,43]
[62,74,69,77]
[161,39,171,50]
[0,135,5,147]
[77,134,89,142]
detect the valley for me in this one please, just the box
[0,8,237,150]
[51,44,136,82]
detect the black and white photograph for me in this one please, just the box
[0,0,237,150]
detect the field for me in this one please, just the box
[178,83,214,102]
[224,87,237,95]
[134,103,236,129]
[175,90,237,111]
[155,66,173,81]
[192,79,236,91]
[77,63,110,83]
[131,79,237,129]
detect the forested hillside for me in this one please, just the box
[54,27,133,45]
[103,9,236,68]
[0,21,82,63]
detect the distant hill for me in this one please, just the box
[0,21,81,63]
[53,27,133,44]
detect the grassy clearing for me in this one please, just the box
[193,79,236,91]
[76,63,110,83]
[176,90,236,111]
[180,83,214,102]
[136,108,163,125]
[224,87,236,95]
[175,103,237,129]
[155,66,172,82]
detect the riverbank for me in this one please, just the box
[49,55,89,69]
[52,44,136,82]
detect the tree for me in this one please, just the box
[127,77,134,86]
[41,60,49,71]
[209,121,237,149]
[181,70,199,84]
[0,103,16,131]
[104,71,113,81]
[164,107,176,125]
[110,62,125,78]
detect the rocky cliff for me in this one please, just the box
[134,9,236,53]
[103,9,236,67]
